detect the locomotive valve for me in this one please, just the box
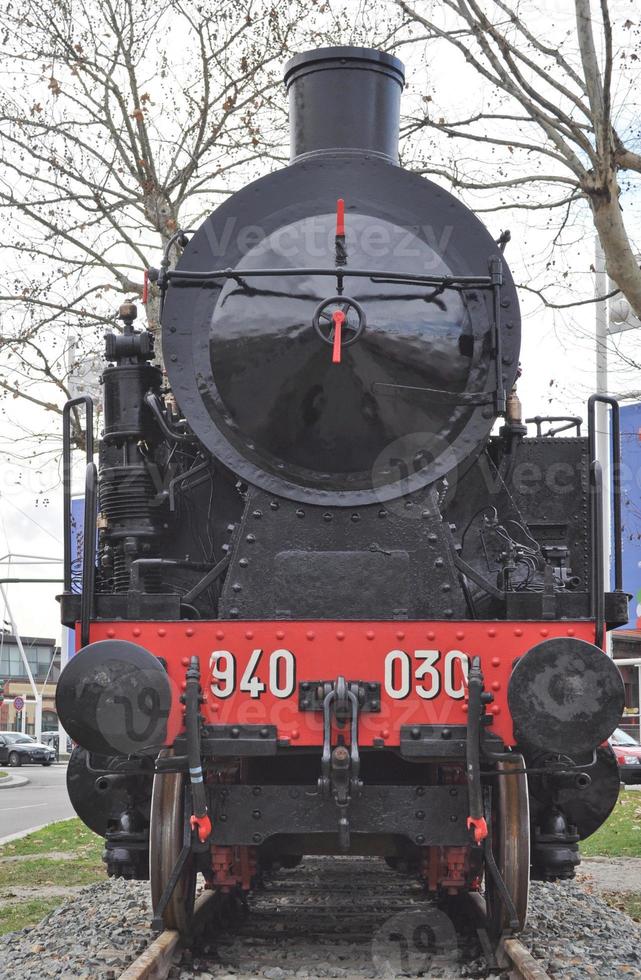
[312,295,366,363]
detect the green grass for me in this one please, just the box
[602,891,641,922]
[0,818,103,859]
[0,897,62,934]
[0,819,106,935]
[0,857,104,889]
[0,771,7,778]
[581,792,641,858]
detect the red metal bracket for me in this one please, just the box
[190,812,212,843]
[467,815,488,844]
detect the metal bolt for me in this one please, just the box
[416,787,425,797]
[378,509,387,518]
[301,699,310,709]
[232,582,242,592]
[450,815,458,822]
[230,727,240,738]
[416,834,425,845]
[441,728,452,740]
[296,508,305,518]
[252,833,262,843]
[323,512,333,522]
[252,786,261,796]
[449,787,458,797]
[220,814,227,822]
[246,534,256,543]
[252,809,261,819]
[259,728,269,738]
[370,700,379,711]
[434,557,444,568]
[351,513,360,523]
[411,727,421,740]
[427,533,437,543]
[270,500,279,510]
[415,810,425,820]
[239,558,249,568]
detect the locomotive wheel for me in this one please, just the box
[149,750,197,935]
[484,754,530,941]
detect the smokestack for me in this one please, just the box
[283,46,405,164]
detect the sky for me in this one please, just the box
[0,0,640,642]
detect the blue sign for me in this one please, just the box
[64,495,86,659]
[619,403,641,629]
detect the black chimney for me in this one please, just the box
[283,46,405,164]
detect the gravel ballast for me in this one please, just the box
[0,861,640,978]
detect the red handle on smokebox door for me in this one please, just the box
[336,198,345,237]
[332,310,345,364]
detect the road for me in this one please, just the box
[0,764,74,840]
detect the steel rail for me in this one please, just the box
[119,891,214,980]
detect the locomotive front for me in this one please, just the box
[56,47,626,942]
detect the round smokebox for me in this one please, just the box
[507,637,624,756]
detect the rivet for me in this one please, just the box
[514,627,523,637]
[216,631,225,640]
[185,627,194,637]
[239,558,249,568]
[434,558,444,568]
[381,728,390,738]
[230,727,240,738]
[296,508,305,519]
[276,630,285,640]
[442,583,451,592]
[427,533,437,543]
[132,627,141,637]
[107,628,116,638]
[421,510,431,519]
[462,703,468,713]
[492,705,500,715]
[492,656,500,667]
[252,509,262,519]
[246,533,256,543]
[245,630,254,640]
[396,630,405,640]
[411,727,421,740]
[170,354,177,362]
[181,657,189,666]
[540,628,549,637]
[427,631,436,640]
[157,627,166,637]
[415,810,425,820]
[323,512,333,522]
[416,834,425,845]
[366,630,375,640]
[306,630,315,640]
[416,787,425,796]
[252,809,261,819]
[444,609,453,618]
[450,815,458,823]
[252,786,262,796]
[351,513,360,523]
[270,500,279,510]
[456,630,464,641]
[487,628,497,638]
[336,630,345,641]
[259,728,269,738]
[232,582,242,592]
[230,608,239,618]
[491,681,500,692]
[253,833,262,843]
[290,729,300,740]
[567,627,575,636]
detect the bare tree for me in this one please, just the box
[0,0,398,455]
[394,0,641,317]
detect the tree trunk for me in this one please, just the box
[587,170,641,319]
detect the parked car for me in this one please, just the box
[609,727,641,784]
[40,731,72,753]
[0,732,56,767]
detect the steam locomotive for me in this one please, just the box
[56,46,626,942]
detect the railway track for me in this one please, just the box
[120,858,552,980]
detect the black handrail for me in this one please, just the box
[62,396,94,592]
[587,394,622,592]
[80,462,98,648]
